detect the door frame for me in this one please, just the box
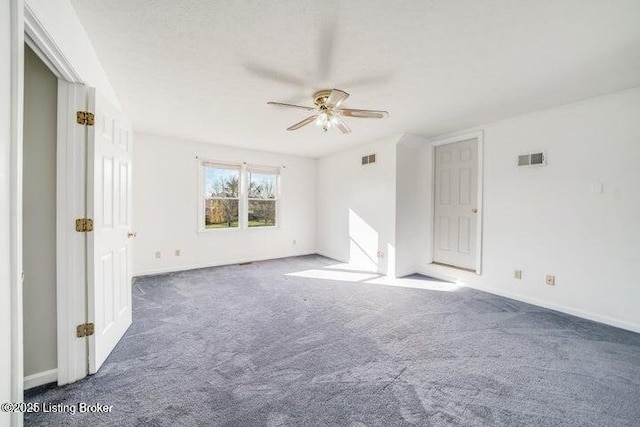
[23,4,88,387]
[428,131,484,274]
[7,2,25,426]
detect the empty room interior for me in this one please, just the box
[2,0,640,426]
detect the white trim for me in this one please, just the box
[247,166,281,229]
[9,3,25,427]
[420,262,481,284]
[394,267,419,279]
[476,133,484,274]
[21,0,89,390]
[23,3,82,83]
[315,250,348,264]
[24,369,57,390]
[56,81,89,386]
[133,251,316,277]
[428,131,484,275]
[418,265,640,334]
[197,159,241,231]
[466,285,640,334]
[197,159,281,232]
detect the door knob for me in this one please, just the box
[127,231,137,238]
[471,208,478,213]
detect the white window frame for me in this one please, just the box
[199,161,242,231]
[246,166,280,229]
[197,160,281,232]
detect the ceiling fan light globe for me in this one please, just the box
[316,113,328,127]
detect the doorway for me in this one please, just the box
[21,35,134,389]
[22,44,59,390]
[432,134,483,273]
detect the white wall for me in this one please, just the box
[132,133,316,275]
[316,135,398,275]
[395,135,430,277]
[25,0,120,107]
[22,45,57,379]
[317,88,640,332]
[419,88,640,332]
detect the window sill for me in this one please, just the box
[197,225,280,234]
[197,227,242,234]
[246,225,280,231]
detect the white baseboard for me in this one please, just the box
[418,266,640,334]
[24,368,57,390]
[133,251,317,277]
[464,283,640,334]
[314,250,347,263]
[394,267,419,279]
[137,252,640,334]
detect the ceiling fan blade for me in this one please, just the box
[339,108,389,119]
[325,89,349,109]
[268,102,316,112]
[287,115,318,131]
[333,116,351,134]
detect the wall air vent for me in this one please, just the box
[517,151,546,167]
[361,153,376,165]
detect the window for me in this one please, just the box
[200,161,280,230]
[248,169,277,227]
[203,163,240,229]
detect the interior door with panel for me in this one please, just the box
[87,88,133,373]
[433,138,478,270]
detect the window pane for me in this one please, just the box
[248,200,276,227]
[205,198,239,228]
[205,166,240,198]
[248,172,277,199]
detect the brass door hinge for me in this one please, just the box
[75,218,94,232]
[76,111,95,126]
[76,323,95,338]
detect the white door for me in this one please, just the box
[433,138,478,270]
[87,88,133,373]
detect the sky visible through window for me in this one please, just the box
[206,167,239,197]
[249,172,276,199]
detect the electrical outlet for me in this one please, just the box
[377,251,384,258]
[175,249,180,256]
[546,275,555,286]
[514,270,522,280]
[155,251,161,259]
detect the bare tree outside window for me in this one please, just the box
[204,165,240,228]
[248,171,277,227]
[201,162,279,230]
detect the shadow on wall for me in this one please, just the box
[348,208,379,272]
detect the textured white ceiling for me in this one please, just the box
[70,0,640,158]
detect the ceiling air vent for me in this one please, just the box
[361,153,376,165]
[517,151,546,167]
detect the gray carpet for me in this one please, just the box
[25,255,640,426]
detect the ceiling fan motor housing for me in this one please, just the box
[313,90,333,107]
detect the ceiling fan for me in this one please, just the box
[267,89,389,134]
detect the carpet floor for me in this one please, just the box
[25,255,640,426]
